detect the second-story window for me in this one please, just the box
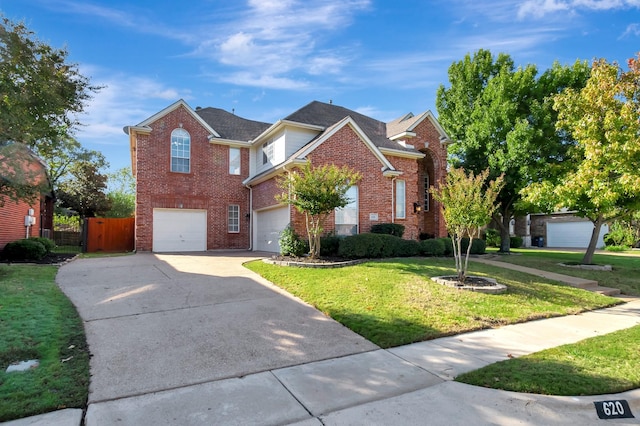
[229,147,241,175]
[171,128,190,173]
[262,140,274,165]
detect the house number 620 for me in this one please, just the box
[602,401,625,416]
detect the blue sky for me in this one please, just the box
[1,0,639,172]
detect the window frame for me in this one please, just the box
[424,175,430,212]
[396,179,406,219]
[262,140,274,165]
[170,128,191,173]
[335,185,359,236]
[228,205,240,233]
[229,146,241,175]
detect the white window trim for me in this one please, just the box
[228,205,240,233]
[229,147,241,175]
[396,180,406,219]
[335,186,359,236]
[170,128,190,173]
[424,175,430,212]
[262,140,274,165]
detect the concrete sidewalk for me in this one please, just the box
[4,253,640,425]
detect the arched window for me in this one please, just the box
[171,128,190,173]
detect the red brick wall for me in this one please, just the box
[252,178,282,211]
[0,195,42,250]
[287,124,422,240]
[134,105,250,251]
[412,117,448,238]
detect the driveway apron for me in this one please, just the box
[56,252,377,403]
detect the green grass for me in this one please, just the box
[0,265,89,422]
[246,258,618,348]
[456,324,640,395]
[487,249,640,296]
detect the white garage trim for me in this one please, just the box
[546,221,609,249]
[254,206,290,252]
[153,208,207,252]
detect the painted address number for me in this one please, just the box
[594,400,635,419]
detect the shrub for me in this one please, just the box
[484,228,500,247]
[459,238,487,255]
[338,233,412,259]
[439,237,453,256]
[279,225,308,257]
[510,236,523,248]
[398,239,421,257]
[2,239,47,261]
[320,235,341,257]
[28,237,56,253]
[420,238,445,256]
[603,222,635,248]
[370,223,405,238]
[605,245,628,252]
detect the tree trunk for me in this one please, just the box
[495,210,511,253]
[582,214,604,265]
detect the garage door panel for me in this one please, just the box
[546,221,609,248]
[255,207,289,252]
[153,209,207,252]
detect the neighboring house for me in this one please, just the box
[0,143,54,250]
[124,100,450,253]
[513,212,609,249]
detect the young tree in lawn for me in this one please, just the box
[0,16,99,201]
[436,49,590,253]
[276,161,361,259]
[522,54,640,264]
[431,168,504,283]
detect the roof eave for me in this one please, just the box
[378,147,426,159]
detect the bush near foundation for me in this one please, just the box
[1,239,47,260]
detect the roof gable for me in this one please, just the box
[132,99,221,138]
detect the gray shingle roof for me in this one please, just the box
[284,101,416,152]
[195,107,271,141]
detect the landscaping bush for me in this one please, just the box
[510,236,523,248]
[420,238,446,256]
[28,236,56,253]
[484,228,500,247]
[338,233,412,259]
[320,235,341,257]
[398,239,421,257]
[460,238,487,255]
[604,222,635,248]
[370,223,405,238]
[279,225,308,257]
[439,237,453,256]
[2,239,47,260]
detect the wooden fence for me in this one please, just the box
[85,217,134,253]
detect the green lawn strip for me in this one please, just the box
[456,324,640,395]
[490,249,640,296]
[0,265,89,422]
[246,258,618,348]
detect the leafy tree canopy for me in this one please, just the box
[56,152,110,217]
[276,161,361,259]
[522,53,640,264]
[436,49,590,252]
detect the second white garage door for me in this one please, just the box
[153,208,207,252]
[546,221,609,248]
[254,206,289,252]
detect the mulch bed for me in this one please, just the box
[0,253,78,265]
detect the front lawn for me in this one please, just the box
[487,249,640,296]
[457,324,640,395]
[0,265,89,422]
[246,258,618,348]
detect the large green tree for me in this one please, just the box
[276,161,361,259]
[56,153,110,217]
[0,16,98,200]
[522,54,640,264]
[104,167,136,218]
[436,49,590,252]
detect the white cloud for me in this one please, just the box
[620,22,640,37]
[517,0,640,19]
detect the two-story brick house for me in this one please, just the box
[124,99,450,252]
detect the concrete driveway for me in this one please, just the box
[56,252,377,404]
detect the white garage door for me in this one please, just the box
[546,221,609,248]
[255,206,289,252]
[153,209,207,252]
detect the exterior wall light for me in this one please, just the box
[413,202,422,213]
